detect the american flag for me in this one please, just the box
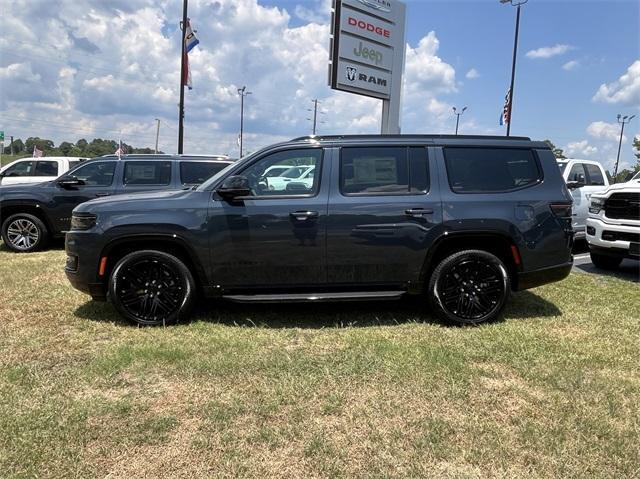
[500,89,511,126]
[182,19,199,90]
[32,146,43,158]
[114,140,125,158]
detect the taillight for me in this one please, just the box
[550,203,572,219]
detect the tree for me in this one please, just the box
[24,137,55,154]
[634,136,640,160]
[3,138,25,154]
[58,141,74,156]
[543,139,566,159]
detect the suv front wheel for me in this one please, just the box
[428,250,510,325]
[109,250,196,326]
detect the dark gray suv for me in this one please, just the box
[65,135,574,326]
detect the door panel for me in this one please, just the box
[208,147,329,289]
[326,146,442,286]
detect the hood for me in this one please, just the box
[74,188,198,212]
[592,179,640,197]
[0,181,52,197]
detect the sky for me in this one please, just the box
[0,0,638,171]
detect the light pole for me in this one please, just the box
[154,119,161,154]
[613,114,635,182]
[237,86,251,157]
[501,0,527,136]
[452,106,467,135]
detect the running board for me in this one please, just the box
[223,291,406,303]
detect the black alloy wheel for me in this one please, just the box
[429,250,510,325]
[109,250,196,326]
[1,213,48,252]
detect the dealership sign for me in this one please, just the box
[329,0,406,102]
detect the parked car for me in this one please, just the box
[0,157,88,185]
[263,165,316,192]
[557,159,609,239]
[0,154,233,252]
[65,134,574,326]
[586,178,640,269]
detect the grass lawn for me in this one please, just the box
[0,245,639,478]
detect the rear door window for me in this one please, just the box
[123,161,172,185]
[340,147,429,195]
[443,148,541,193]
[584,164,605,186]
[34,161,59,176]
[180,161,229,185]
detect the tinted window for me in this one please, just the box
[585,164,605,186]
[567,163,586,183]
[180,161,228,185]
[4,161,34,177]
[444,148,540,193]
[124,161,171,185]
[34,161,59,176]
[69,160,82,170]
[240,148,322,196]
[72,161,116,186]
[340,147,428,195]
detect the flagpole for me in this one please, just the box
[178,0,188,154]
[503,0,526,136]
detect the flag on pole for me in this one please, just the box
[182,19,199,90]
[114,140,124,158]
[32,146,43,158]
[500,89,511,126]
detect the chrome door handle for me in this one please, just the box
[290,211,319,221]
[95,192,111,197]
[405,208,433,217]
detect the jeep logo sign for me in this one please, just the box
[339,36,394,70]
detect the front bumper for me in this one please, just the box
[65,231,108,300]
[586,217,640,260]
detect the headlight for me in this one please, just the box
[70,213,97,231]
[589,198,604,214]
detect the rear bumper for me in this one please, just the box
[516,260,573,291]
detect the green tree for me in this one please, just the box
[24,137,55,154]
[58,141,74,156]
[3,138,25,154]
[543,139,566,159]
[634,136,640,159]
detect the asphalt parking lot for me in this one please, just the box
[572,240,639,282]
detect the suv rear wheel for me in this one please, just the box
[589,251,622,270]
[109,250,196,326]
[1,213,49,252]
[428,250,510,325]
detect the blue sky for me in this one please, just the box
[0,0,638,169]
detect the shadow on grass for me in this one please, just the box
[73,289,561,329]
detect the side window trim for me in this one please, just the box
[233,147,325,200]
[339,145,429,197]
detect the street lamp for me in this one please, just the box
[452,106,467,135]
[613,114,635,182]
[237,86,252,157]
[501,0,528,137]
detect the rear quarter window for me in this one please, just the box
[123,161,172,185]
[444,147,541,193]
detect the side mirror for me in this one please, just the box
[216,175,251,200]
[57,175,85,189]
[566,180,585,190]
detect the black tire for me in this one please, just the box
[590,251,622,270]
[1,213,49,252]
[109,250,196,326]
[428,250,510,326]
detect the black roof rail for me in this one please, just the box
[289,134,532,142]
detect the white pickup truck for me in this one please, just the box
[557,159,609,239]
[586,178,640,269]
[0,157,88,185]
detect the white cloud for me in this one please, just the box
[587,121,625,143]
[525,44,574,59]
[0,1,458,154]
[465,68,479,79]
[564,140,598,158]
[593,60,640,106]
[562,60,579,71]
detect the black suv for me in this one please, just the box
[65,135,574,326]
[0,154,233,252]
